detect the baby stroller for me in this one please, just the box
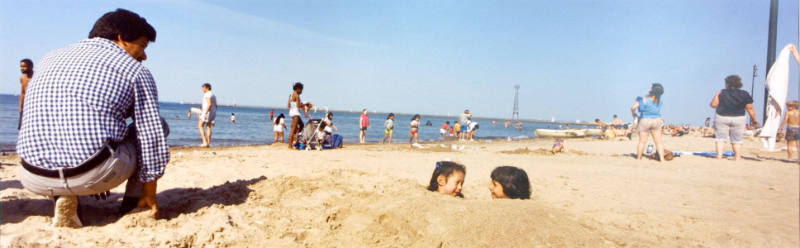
[300,119,325,150]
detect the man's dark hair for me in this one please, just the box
[725,75,743,89]
[293,82,303,91]
[89,8,156,42]
[202,83,212,90]
[20,58,33,68]
[490,166,531,199]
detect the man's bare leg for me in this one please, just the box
[198,121,207,146]
[205,124,214,147]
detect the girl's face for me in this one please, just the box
[489,180,508,199]
[437,171,465,196]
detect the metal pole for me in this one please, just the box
[763,0,779,123]
[751,64,758,124]
[751,64,757,97]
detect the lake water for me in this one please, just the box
[1,94,578,152]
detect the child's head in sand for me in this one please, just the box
[489,166,531,199]
[427,161,466,197]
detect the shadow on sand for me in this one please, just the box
[1,176,267,226]
[0,179,23,190]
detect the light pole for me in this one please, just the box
[750,64,757,97]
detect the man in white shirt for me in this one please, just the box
[198,83,217,147]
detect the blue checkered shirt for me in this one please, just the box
[17,38,169,182]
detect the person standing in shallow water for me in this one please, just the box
[359,109,370,143]
[198,83,217,147]
[18,58,33,130]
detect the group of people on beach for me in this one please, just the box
[13,8,800,231]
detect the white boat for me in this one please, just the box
[534,129,587,138]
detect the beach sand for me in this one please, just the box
[1,135,798,247]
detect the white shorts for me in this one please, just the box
[273,125,283,133]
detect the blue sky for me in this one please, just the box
[1,0,798,125]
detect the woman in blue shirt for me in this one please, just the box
[631,83,665,161]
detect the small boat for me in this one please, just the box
[534,129,587,138]
[585,129,603,136]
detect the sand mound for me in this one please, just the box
[5,169,622,247]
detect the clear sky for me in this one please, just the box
[1,0,798,125]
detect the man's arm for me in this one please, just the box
[204,96,212,115]
[132,67,170,217]
[779,110,788,133]
[19,76,28,112]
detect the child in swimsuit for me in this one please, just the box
[781,100,800,160]
[359,109,369,143]
[409,114,421,146]
[382,113,395,144]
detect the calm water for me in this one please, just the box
[1,94,575,152]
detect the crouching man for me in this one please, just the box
[17,9,169,227]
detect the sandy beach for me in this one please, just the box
[1,135,798,247]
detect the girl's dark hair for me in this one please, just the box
[387,113,394,119]
[725,75,743,89]
[274,114,285,125]
[327,112,333,118]
[648,83,664,103]
[89,8,156,42]
[427,161,466,193]
[20,58,33,68]
[412,114,421,120]
[318,121,327,131]
[293,82,303,90]
[490,166,531,199]
[202,83,212,90]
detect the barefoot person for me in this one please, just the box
[18,58,33,130]
[779,101,799,160]
[198,83,217,147]
[273,114,286,143]
[359,109,370,143]
[287,82,311,149]
[17,9,167,226]
[631,83,666,161]
[710,75,758,160]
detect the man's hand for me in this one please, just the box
[137,180,159,218]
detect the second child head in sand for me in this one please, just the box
[427,161,466,197]
[489,166,531,199]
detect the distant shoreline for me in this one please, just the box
[174,102,592,126]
